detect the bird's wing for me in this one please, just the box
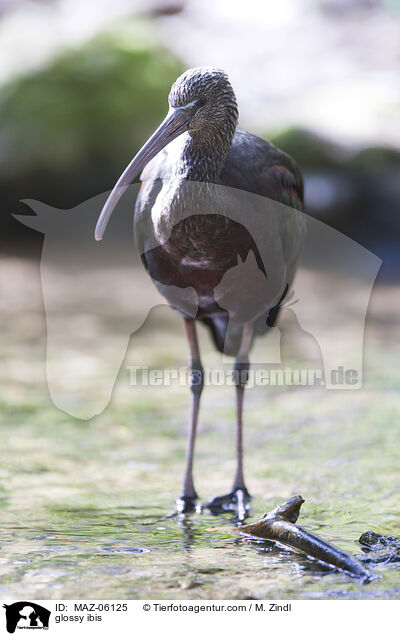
[221,129,306,302]
[221,129,304,209]
[259,151,306,294]
[260,161,304,211]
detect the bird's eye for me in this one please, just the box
[197,98,206,108]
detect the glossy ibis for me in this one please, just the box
[95,67,305,519]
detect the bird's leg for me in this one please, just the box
[176,318,204,514]
[204,323,253,521]
[232,322,253,497]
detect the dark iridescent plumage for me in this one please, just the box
[96,67,305,518]
[135,68,304,355]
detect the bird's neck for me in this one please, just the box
[176,129,234,181]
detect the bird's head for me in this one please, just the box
[168,67,238,135]
[95,66,238,240]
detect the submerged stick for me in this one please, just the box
[235,496,376,583]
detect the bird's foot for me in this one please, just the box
[203,488,252,521]
[176,495,199,514]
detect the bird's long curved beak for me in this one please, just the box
[95,106,193,240]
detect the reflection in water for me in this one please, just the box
[177,515,195,553]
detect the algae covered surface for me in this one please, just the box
[0,258,399,600]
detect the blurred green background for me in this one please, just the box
[0,0,399,278]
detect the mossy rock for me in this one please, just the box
[0,20,184,206]
[349,146,400,172]
[270,127,400,176]
[270,128,345,171]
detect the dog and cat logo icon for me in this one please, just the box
[2,603,50,633]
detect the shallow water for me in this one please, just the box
[0,261,399,600]
[1,372,399,600]
[1,497,400,600]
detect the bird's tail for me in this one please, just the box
[201,315,243,356]
[201,295,286,357]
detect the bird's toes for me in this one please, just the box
[176,495,199,514]
[203,488,252,518]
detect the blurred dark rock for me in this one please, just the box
[359,531,400,565]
